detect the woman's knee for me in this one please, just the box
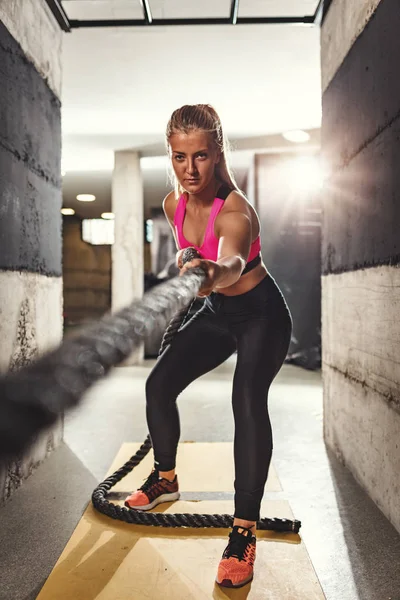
[146,368,167,406]
[232,382,270,416]
[145,361,178,409]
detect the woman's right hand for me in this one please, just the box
[176,249,186,269]
[176,247,200,269]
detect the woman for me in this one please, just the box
[125,104,292,589]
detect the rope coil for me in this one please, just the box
[91,435,301,532]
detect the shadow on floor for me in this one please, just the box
[327,448,400,600]
[0,442,98,600]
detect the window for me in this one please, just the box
[82,219,115,245]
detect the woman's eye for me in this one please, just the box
[197,153,207,159]
[174,155,184,161]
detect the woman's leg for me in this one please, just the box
[231,311,292,525]
[146,305,236,472]
[215,310,290,590]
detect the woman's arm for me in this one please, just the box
[162,192,187,267]
[213,210,251,288]
[180,192,253,295]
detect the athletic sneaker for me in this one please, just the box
[216,526,256,588]
[124,469,180,511]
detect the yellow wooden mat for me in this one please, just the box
[37,499,324,599]
[37,442,325,599]
[107,442,282,493]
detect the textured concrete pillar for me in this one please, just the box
[0,0,63,500]
[321,0,400,532]
[112,151,144,364]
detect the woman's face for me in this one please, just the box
[169,130,220,195]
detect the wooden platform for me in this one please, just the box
[37,443,326,599]
[107,442,282,493]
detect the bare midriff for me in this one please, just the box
[216,261,269,297]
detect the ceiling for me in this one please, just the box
[61,1,320,21]
[60,0,322,216]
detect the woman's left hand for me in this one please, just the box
[179,258,224,297]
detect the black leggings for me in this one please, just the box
[145,274,292,521]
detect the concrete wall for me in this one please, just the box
[321,0,400,531]
[0,2,63,500]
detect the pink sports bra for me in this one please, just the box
[174,184,261,274]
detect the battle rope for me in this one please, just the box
[0,246,301,532]
[91,248,301,534]
[0,263,206,459]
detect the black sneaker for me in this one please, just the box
[216,526,256,588]
[124,469,180,510]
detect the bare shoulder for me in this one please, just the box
[218,189,260,239]
[223,189,252,215]
[162,190,178,224]
[217,190,251,234]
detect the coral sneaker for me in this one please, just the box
[216,526,256,588]
[124,469,180,511]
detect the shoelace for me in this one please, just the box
[140,470,162,493]
[224,530,254,561]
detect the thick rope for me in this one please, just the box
[0,265,206,459]
[158,304,192,356]
[91,435,301,532]
[91,248,301,534]
[158,248,200,355]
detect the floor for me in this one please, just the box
[0,359,399,600]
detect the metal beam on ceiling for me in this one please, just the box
[139,0,153,25]
[313,0,332,26]
[45,1,334,32]
[321,0,333,23]
[44,0,70,32]
[68,16,315,28]
[230,0,240,25]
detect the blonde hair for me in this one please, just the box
[166,104,239,198]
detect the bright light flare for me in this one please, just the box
[284,156,327,194]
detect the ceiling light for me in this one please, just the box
[61,208,75,215]
[283,130,310,143]
[101,212,115,220]
[77,194,96,202]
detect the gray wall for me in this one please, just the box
[0,1,63,501]
[321,0,400,532]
